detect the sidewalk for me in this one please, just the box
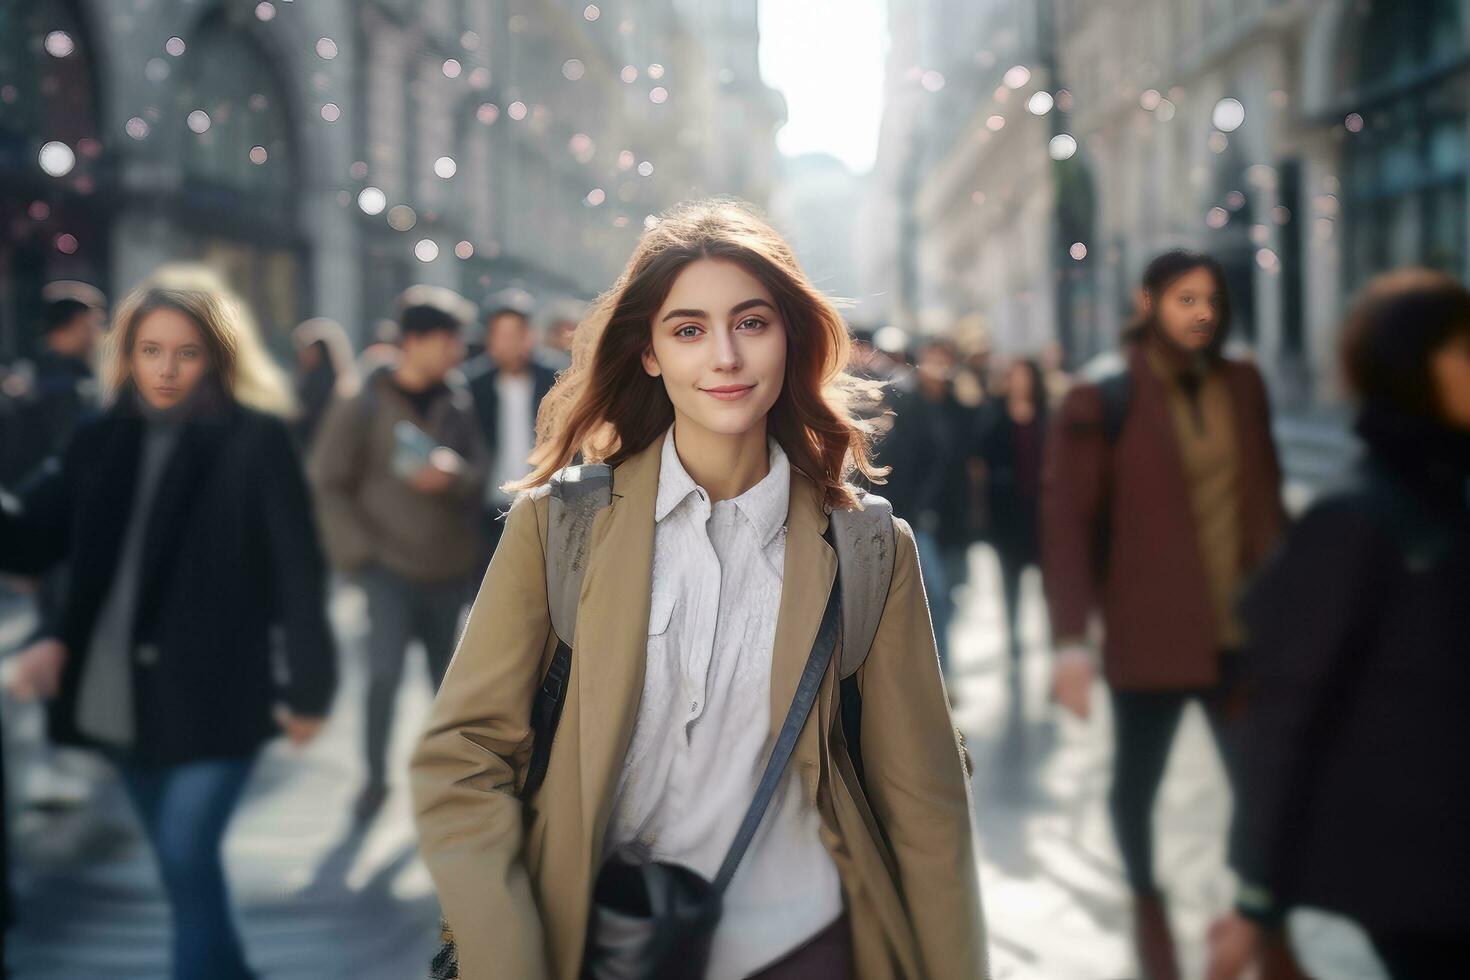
[950,546,1386,979]
[4,585,443,979]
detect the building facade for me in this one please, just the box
[0,0,784,357]
[866,0,1469,409]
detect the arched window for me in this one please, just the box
[176,15,294,205]
[1342,0,1467,282]
[0,2,99,152]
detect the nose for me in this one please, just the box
[160,356,179,379]
[712,325,741,371]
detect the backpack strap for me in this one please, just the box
[1079,350,1133,446]
[1097,369,1132,446]
[545,463,614,646]
[829,489,896,796]
[828,490,896,678]
[521,463,612,803]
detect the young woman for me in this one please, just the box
[1208,269,1470,980]
[410,199,986,980]
[978,358,1048,664]
[0,265,337,980]
[1041,250,1284,980]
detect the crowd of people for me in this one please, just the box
[0,197,1465,980]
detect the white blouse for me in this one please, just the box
[601,426,844,978]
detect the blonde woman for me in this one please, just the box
[411,200,986,979]
[0,265,337,980]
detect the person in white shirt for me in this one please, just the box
[411,198,988,980]
[464,299,557,568]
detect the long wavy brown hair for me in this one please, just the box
[511,198,885,509]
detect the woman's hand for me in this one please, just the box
[5,638,67,701]
[275,705,326,747]
[1050,642,1094,720]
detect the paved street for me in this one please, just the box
[3,585,443,979]
[4,544,1388,979]
[949,547,1384,979]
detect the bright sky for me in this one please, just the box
[757,0,888,175]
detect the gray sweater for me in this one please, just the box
[74,401,185,747]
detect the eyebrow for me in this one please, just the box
[660,298,774,322]
[137,339,203,349]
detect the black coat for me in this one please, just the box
[0,398,337,764]
[463,356,557,484]
[977,404,1046,562]
[870,375,944,530]
[1232,410,1470,934]
[0,350,97,484]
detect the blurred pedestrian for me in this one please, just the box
[1042,249,1284,980]
[537,300,582,373]
[0,288,105,484]
[1208,269,1470,980]
[464,300,556,566]
[0,265,337,980]
[869,337,955,671]
[977,358,1048,664]
[6,289,108,771]
[410,198,986,980]
[308,289,487,823]
[915,338,984,597]
[291,317,359,452]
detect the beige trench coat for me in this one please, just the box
[410,433,988,979]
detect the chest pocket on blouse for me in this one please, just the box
[647,591,677,636]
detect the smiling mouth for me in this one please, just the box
[701,384,754,401]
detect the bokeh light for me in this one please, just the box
[38,142,75,177]
[1212,97,1245,133]
[357,187,386,215]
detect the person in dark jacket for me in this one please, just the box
[978,358,1048,664]
[0,266,337,980]
[291,317,359,452]
[867,339,956,670]
[463,300,557,566]
[1208,269,1470,980]
[6,293,108,711]
[915,338,985,606]
[1042,250,1285,979]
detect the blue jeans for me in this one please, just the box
[912,529,952,675]
[114,753,258,980]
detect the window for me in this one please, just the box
[1343,0,1467,282]
[178,16,294,203]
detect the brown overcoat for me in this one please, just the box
[410,432,988,979]
[1041,346,1285,690]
